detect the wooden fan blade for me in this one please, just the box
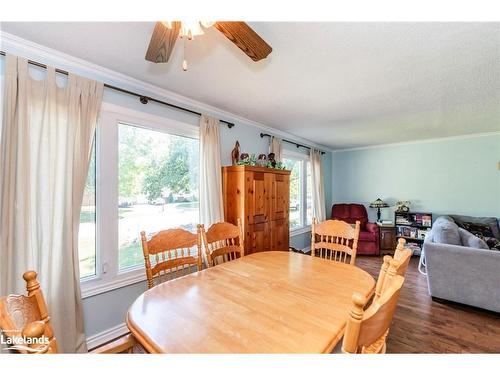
[145,22,181,63]
[214,22,272,62]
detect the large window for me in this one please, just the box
[77,105,199,297]
[118,123,199,270]
[283,152,312,232]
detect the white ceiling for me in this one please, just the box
[1,22,499,149]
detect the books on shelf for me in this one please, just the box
[417,229,430,240]
[395,216,411,225]
[397,225,418,239]
[404,241,422,256]
[413,213,423,225]
[421,215,432,227]
[395,211,433,228]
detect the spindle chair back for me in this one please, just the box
[311,219,360,265]
[141,228,202,289]
[199,219,244,267]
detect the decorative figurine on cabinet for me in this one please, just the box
[267,153,276,168]
[231,141,240,166]
[257,153,267,167]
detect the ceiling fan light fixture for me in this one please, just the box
[146,21,272,66]
[179,21,205,39]
[160,21,215,40]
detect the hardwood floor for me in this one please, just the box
[355,255,500,353]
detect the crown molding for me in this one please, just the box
[332,131,500,153]
[0,31,333,154]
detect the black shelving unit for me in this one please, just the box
[394,211,432,253]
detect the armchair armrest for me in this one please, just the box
[365,222,379,234]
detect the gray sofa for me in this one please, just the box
[423,215,500,313]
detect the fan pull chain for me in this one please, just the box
[182,38,188,71]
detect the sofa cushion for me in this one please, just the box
[359,230,377,242]
[450,215,500,240]
[433,216,461,246]
[458,228,489,250]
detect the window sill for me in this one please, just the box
[290,226,311,236]
[81,269,147,299]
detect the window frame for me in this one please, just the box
[283,150,312,236]
[80,103,199,298]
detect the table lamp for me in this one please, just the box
[369,198,389,223]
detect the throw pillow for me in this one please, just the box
[485,237,500,251]
[433,216,461,246]
[458,228,489,250]
[456,221,494,239]
[451,215,500,240]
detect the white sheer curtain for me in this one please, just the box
[310,148,326,222]
[269,136,283,162]
[0,54,103,353]
[199,114,224,229]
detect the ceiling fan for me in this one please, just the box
[145,21,272,70]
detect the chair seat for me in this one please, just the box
[359,230,377,242]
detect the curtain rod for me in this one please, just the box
[260,133,326,155]
[0,51,235,129]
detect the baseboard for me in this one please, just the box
[86,323,129,350]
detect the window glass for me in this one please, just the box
[118,123,199,270]
[283,157,303,230]
[79,142,96,278]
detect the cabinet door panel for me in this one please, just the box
[246,223,271,254]
[271,174,289,221]
[380,228,396,250]
[271,219,289,251]
[246,172,269,224]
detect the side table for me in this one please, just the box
[378,224,396,255]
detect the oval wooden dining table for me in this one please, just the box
[126,251,375,353]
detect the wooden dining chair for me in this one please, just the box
[0,271,57,354]
[141,228,202,289]
[311,218,361,265]
[0,271,137,354]
[374,238,412,302]
[198,219,244,267]
[341,272,405,354]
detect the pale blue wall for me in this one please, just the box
[333,134,500,223]
[0,55,332,339]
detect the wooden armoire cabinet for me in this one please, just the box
[222,165,290,255]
